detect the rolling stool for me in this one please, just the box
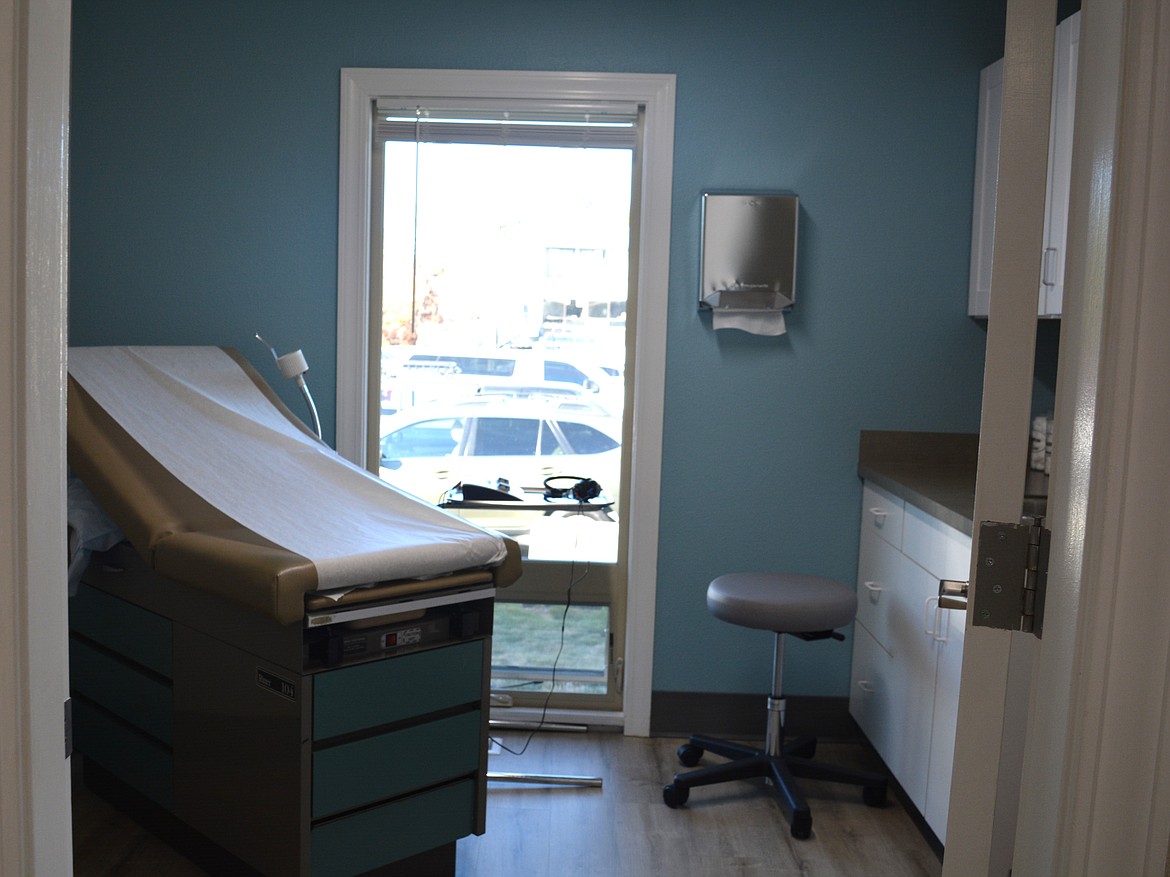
[662,572,888,839]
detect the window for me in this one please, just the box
[380,417,463,458]
[470,418,540,456]
[544,361,590,386]
[407,354,517,377]
[556,420,619,454]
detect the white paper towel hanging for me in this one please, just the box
[712,309,787,335]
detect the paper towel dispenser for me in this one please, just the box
[699,193,798,313]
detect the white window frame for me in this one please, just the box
[336,68,674,736]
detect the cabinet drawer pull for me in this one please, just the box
[862,580,883,594]
[868,507,888,520]
[856,680,876,693]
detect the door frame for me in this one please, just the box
[1016,0,1170,872]
[945,0,1170,873]
[336,68,675,735]
[1,0,73,873]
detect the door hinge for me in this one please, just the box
[971,516,1050,637]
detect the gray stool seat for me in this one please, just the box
[707,572,858,634]
[664,570,887,839]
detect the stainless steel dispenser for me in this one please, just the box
[699,193,798,313]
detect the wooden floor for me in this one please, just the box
[73,732,942,877]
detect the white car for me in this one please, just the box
[378,404,621,535]
[382,347,623,415]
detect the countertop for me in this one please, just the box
[857,430,1048,537]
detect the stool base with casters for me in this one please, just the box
[663,574,889,839]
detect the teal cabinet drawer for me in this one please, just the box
[73,698,174,810]
[311,779,475,877]
[312,709,482,818]
[69,636,172,744]
[70,585,172,677]
[312,641,484,740]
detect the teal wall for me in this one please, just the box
[69,0,1009,700]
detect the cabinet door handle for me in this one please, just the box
[924,596,948,642]
[1042,246,1058,286]
[856,680,876,693]
[862,580,883,595]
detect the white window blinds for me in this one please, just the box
[374,99,640,149]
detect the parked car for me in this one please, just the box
[378,403,621,537]
[381,347,623,415]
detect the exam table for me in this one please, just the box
[66,346,521,877]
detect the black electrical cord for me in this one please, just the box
[490,510,592,758]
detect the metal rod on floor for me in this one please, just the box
[487,771,603,788]
[486,719,601,787]
[489,719,587,733]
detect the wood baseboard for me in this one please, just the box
[649,692,861,742]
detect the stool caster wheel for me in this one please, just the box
[863,783,887,808]
[790,811,812,839]
[663,783,689,808]
[677,743,703,767]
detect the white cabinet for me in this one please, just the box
[849,481,971,844]
[968,11,1081,318]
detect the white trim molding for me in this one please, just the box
[336,69,675,736]
[1045,1,1170,872]
[1,0,73,873]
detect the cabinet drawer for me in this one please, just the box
[69,636,172,744]
[861,482,904,549]
[310,778,476,877]
[902,502,972,582]
[849,605,933,813]
[855,527,902,652]
[70,585,172,678]
[312,709,482,818]
[313,640,484,740]
[848,623,892,759]
[72,697,174,810]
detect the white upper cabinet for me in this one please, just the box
[968,11,1081,318]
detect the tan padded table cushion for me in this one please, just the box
[67,348,520,625]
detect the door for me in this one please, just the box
[372,115,636,713]
[944,0,1170,874]
[942,0,1058,870]
[337,69,676,734]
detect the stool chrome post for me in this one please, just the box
[765,634,786,758]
